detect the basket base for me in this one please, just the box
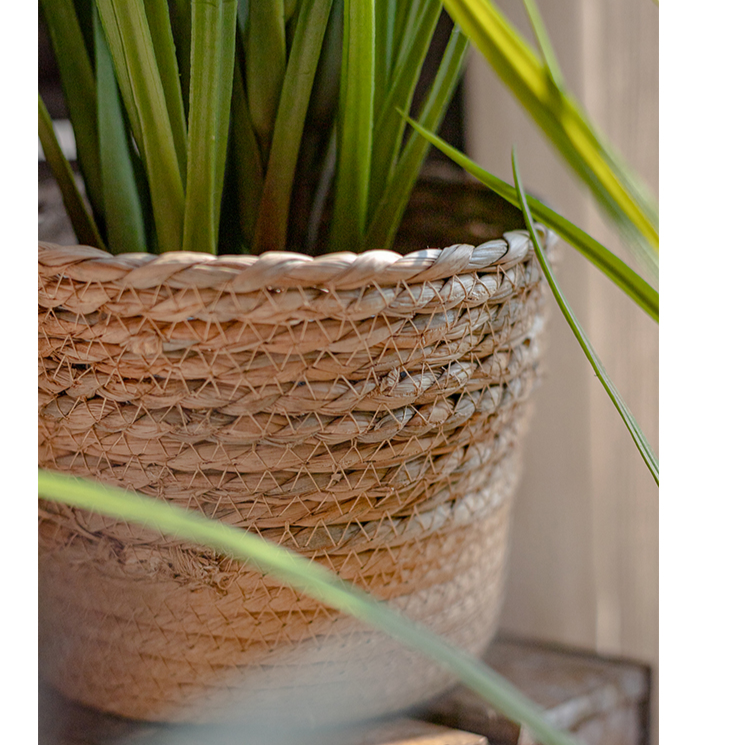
[40,491,514,724]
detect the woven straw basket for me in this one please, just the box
[38,181,555,725]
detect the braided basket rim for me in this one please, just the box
[38,226,551,292]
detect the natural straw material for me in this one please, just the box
[38,184,556,723]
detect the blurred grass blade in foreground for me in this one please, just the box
[38,469,580,745]
[511,150,659,485]
[403,116,658,323]
[441,0,659,282]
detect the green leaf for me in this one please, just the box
[252,0,335,254]
[296,0,343,254]
[167,0,192,108]
[441,0,659,282]
[71,0,97,64]
[40,0,104,223]
[95,0,185,253]
[285,0,299,21]
[520,0,564,90]
[91,1,139,145]
[306,0,344,129]
[367,0,441,212]
[512,149,659,485]
[38,469,581,745]
[39,95,105,249]
[228,36,264,251]
[94,8,147,253]
[374,0,396,115]
[246,0,286,162]
[182,0,239,254]
[363,25,469,253]
[305,124,338,253]
[142,0,188,182]
[327,0,375,254]
[402,117,658,323]
[392,0,424,71]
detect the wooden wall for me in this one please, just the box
[464,0,659,690]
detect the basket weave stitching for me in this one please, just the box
[38,227,554,722]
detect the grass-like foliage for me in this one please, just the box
[511,151,659,484]
[442,0,659,283]
[394,114,659,481]
[40,0,468,255]
[39,469,581,745]
[403,115,659,324]
[40,0,658,270]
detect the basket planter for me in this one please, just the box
[38,181,555,724]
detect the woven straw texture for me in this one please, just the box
[38,186,555,724]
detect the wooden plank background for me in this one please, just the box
[463,0,658,737]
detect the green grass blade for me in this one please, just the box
[182,0,239,254]
[39,94,105,249]
[38,469,581,745]
[142,0,188,182]
[363,25,468,253]
[512,150,659,485]
[246,0,286,162]
[167,0,192,108]
[367,0,440,212]
[392,0,423,70]
[306,0,344,129]
[403,118,658,323]
[228,37,264,252]
[95,0,185,254]
[285,0,299,20]
[91,0,140,145]
[306,123,338,253]
[441,0,659,282]
[374,0,396,115]
[520,0,564,90]
[40,0,104,222]
[327,0,375,254]
[251,0,335,254]
[94,9,146,254]
[71,0,96,63]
